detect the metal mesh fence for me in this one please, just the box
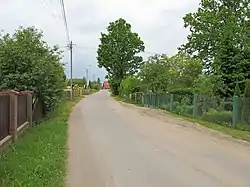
[130,92,250,131]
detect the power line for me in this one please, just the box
[40,0,62,26]
[59,0,70,44]
[59,0,74,99]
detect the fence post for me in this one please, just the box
[149,93,152,108]
[153,94,156,108]
[193,93,198,117]
[157,94,160,108]
[20,91,33,126]
[170,94,174,112]
[142,93,144,106]
[5,90,19,142]
[233,95,239,128]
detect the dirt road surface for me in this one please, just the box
[67,90,250,187]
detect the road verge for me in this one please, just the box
[0,97,83,187]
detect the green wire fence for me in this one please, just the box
[129,92,250,131]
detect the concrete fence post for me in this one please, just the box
[233,95,239,128]
[142,93,144,106]
[170,94,174,112]
[193,93,198,117]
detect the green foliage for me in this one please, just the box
[0,27,65,111]
[97,18,145,95]
[138,53,202,93]
[119,76,142,97]
[169,88,194,97]
[67,77,87,87]
[160,104,170,111]
[174,104,193,116]
[234,81,241,96]
[201,108,232,126]
[90,80,101,90]
[243,79,250,98]
[0,97,81,187]
[180,0,250,97]
[242,80,250,123]
[97,77,101,85]
[193,74,219,95]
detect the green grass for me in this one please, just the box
[176,115,250,142]
[0,97,82,187]
[158,109,250,142]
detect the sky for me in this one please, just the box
[0,0,200,81]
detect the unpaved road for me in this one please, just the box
[68,90,250,187]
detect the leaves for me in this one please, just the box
[180,0,250,97]
[97,18,145,95]
[138,53,202,93]
[0,26,66,111]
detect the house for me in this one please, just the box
[102,81,109,89]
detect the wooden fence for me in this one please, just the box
[0,90,32,151]
[0,94,9,141]
[0,88,85,152]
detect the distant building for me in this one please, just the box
[102,81,109,89]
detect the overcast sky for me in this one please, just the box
[0,0,200,81]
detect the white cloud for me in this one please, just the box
[0,0,200,81]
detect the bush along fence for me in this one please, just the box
[128,92,250,131]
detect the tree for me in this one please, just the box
[0,26,66,111]
[193,74,219,96]
[138,53,202,93]
[138,54,170,93]
[97,77,101,86]
[97,18,145,95]
[67,77,87,87]
[88,80,92,89]
[180,0,250,97]
[119,76,142,97]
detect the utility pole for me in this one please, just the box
[67,41,74,99]
[86,68,89,88]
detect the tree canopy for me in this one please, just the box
[138,53,202,93]
[180,0,250,97]
[97,18,145,95]
[0,26,66,111]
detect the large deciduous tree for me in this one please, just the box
[180,0,250,97]
[0,26,66,111]
[97,18,145,95]
[138,53,202,93]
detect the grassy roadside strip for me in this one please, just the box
[115,96,250,142]
[163,111,250,142]
[0,97,82,187]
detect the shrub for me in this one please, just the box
[0,27,66,112]
[201,108,232,126]
[160,104,170,111]
[119,76,142,97]
[173,104,193,116]
[169,88,196,97]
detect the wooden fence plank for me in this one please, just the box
[0,95,10,141]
